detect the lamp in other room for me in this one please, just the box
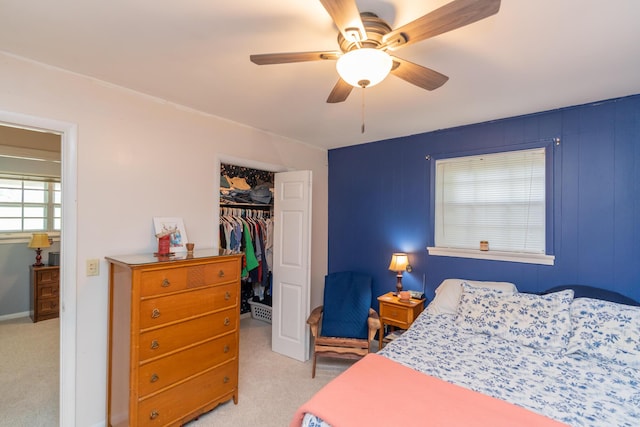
[28,233,51,267]
[388,253,410,294]
[336,48,393,88]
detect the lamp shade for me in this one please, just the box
[28,233,51,249]
[388,253,409,272]
[336,48,393,88]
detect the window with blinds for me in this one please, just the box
[434,147,546,254]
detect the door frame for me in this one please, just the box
[0,110,78,426]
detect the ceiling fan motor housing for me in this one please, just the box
[338,13,392,52]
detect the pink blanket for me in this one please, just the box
[291,353,569,427]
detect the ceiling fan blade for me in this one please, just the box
[250,51,340,65]
[319,0,367,42]
[326,78,353,103]
[390,57,449,91]
[382,0,500,49]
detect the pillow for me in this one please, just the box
[566,297,640,368]
[455,284,574,352]
[541,285,640,306]
[426,278,517,315]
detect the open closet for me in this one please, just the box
[219,164,274,317]
[219,161,312,362]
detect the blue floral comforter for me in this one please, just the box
[301,311,640,427]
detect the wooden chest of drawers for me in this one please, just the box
[30,265,60,322]
[106,250,242,427]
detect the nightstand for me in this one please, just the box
[29,265,60,322]
[377,292,425,349]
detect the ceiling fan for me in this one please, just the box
[250,0,501,103]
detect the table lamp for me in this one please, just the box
[28,233,51,266]
[388,253,410,294]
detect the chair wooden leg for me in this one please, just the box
[312,353,317,378]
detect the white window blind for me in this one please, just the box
[435,147,546,254]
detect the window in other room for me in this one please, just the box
[0,177,61,233]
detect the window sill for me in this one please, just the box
[427,247,555,266]
[0,232,60,245]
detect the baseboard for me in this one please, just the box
[0,311,29,322]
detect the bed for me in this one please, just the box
[291,280,640,427]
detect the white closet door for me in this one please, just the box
[271,170,312,361]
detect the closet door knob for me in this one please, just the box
[224,291,231,301]
[151,308,161,319]
[161,278,170,288]
[223,317,230,326]
[150,340,159,350]
[218,270,225,278]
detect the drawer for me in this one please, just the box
[36,298,59,316]
[138,333,237,397]
[140,260,239,297]
[380,305,411,325]
[137,360,237,426]
[139,283,237,329]
[139,308,237,361]
[37,269,59,285]
[37,283,59,299]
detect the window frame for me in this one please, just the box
[427,142,555,265]
[0,176,61,243]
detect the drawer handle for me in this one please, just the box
[223,345,230,353]
[224,291,231,300]
[151,308,161,319]
[150,340,159,350]
[161,278,170,288]
[150,373,159,383]
[224,317,230,326]
[223,376,230,384]
[218,270,225,278]
[149,410,159,420]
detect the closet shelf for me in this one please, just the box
[220,202,272,209]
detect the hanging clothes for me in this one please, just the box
[220,206,273,311]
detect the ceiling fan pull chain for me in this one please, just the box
[361,87,365,133]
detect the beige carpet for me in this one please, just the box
[186,316,356,426]
[0,316,59,427]
[0,315,358,427]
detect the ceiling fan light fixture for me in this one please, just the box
[336,48,392,88]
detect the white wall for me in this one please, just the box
[0,52,328,426]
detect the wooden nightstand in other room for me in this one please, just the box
[30,265,60,322]
[377,292,425,349]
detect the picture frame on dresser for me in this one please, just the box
[153,217,188,252]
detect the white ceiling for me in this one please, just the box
[1,0,639,150]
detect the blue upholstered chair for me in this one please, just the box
[307,271,380,378]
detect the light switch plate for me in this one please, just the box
[86,259,100,276]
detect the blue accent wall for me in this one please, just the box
[328,94,640,307]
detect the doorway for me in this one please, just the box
[0,110,78,426]
[216,155,312,362]
[0,124,61,423]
